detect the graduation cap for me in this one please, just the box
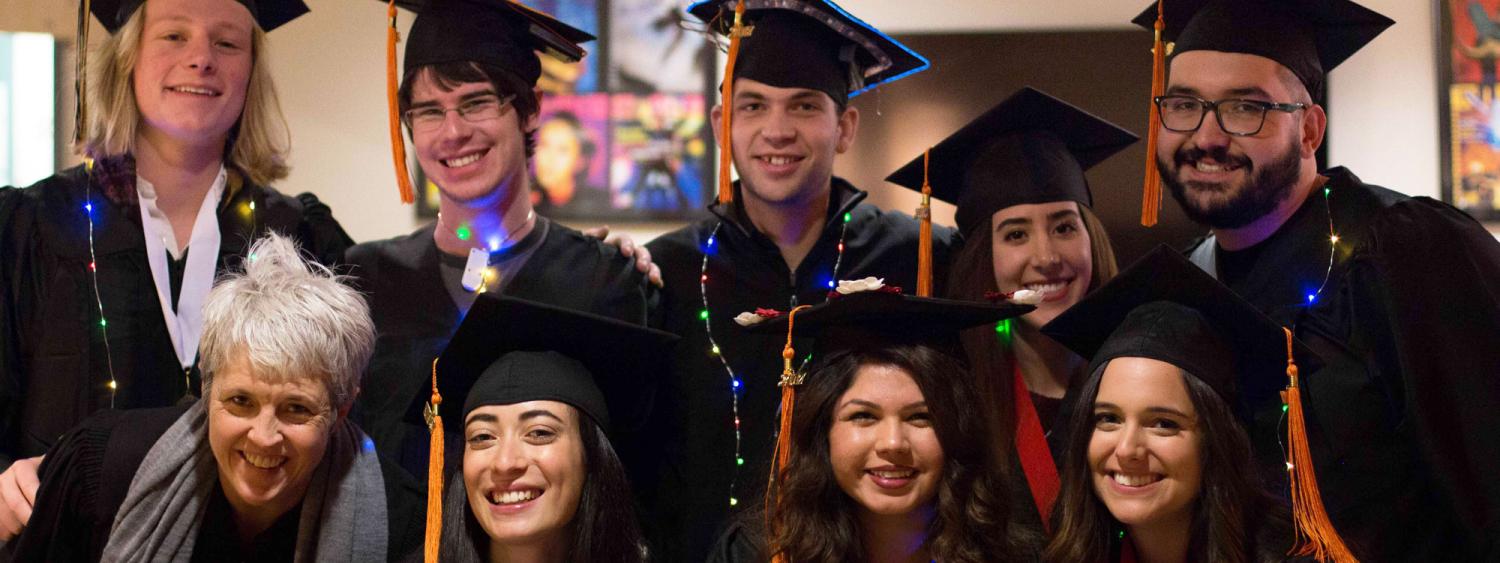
[1041,245,1357,561]
[1131,0,1392,227]
[687,0,929,206]
[88,0,309,33]
[412,294,676,562]
[379,0,596,204]
[1131,0,1393,99]
[885,87,1139,239]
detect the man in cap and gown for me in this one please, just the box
[0,0,350,479]
[346,0,653,483]
[1135,1,1500,558]
[641,1,950,559]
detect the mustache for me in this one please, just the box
[1174,146,1251,169]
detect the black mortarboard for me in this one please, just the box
[399,0,596,86]
[687,0,928,107]
[884,87,1138,237]
[414,295,677,433]
[1041,245,1319,406]
[89,0,309,33]
[747,289,1033,358]
[1131,0,1393,97]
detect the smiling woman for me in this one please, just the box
[1040,247,1330,563]
[1,233,422,562]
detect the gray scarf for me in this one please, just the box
[100,399,389,562]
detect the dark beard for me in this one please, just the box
[1157,142,1301,229]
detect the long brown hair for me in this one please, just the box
[946,203,1118,450]
[1042,363,1292,563]
[767,344,1025,563]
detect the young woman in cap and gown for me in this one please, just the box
[410,295,677,563]
[707,285,1035,563]
[0,0,352,481]
[885,86,1137,548]
[2,234,421,562]
[1041,246,1364,562]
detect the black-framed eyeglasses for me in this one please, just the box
[1153,95,1307,136]
[404,94,517,132]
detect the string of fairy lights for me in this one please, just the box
[82,169,258,407]
[698,212,851,508]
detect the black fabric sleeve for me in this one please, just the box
[0,410,120,563]
[0,187,26,469]
[1355,198,1500,558]
[292,192,355,268]
[378,453,425,563]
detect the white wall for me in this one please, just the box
[0,0,1469,241]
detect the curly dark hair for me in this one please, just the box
[1043,363,1293,563]
[440,414,645,563]
[766,343,1026,563]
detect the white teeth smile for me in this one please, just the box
[760,156,798,166]
[869,469,916,479]
[1024,282,1067,295]
[444,152,484,168]
[243,452,286,469]
[169,86,219,96]
[488,489,540,505]
[1193,161,1237,172]
[1111,472,1162,487]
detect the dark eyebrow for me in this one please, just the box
[1048,209,1081,222]
[995,217,1032,231]
[732,92,768,103]
[459,91,501,103]
[839,399,880,411]
[1164,85,1275,100]
[1093,402,1193,419]
[465,413,498,427]
[519,409,564,423]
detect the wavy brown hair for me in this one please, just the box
[82,6,291,185]
[766,344,1025,563]
[1042,363,1292,563]
[947,202,1118,457]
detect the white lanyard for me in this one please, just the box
[137,168,226,370]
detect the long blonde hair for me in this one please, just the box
[81,7,291,185]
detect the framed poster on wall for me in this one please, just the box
[1440,0,1500,221]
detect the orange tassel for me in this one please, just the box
[716,0,749,206]
[767,304,811,563]
[424,358,444,563]
[1141,0,1166,227]
[916,149,934,297]
[387,1,416,205]
[1279,327,1359,563]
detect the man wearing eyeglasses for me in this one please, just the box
[343,1,655,480]
[1134,1,1500,560]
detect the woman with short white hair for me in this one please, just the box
[2,234,421,562]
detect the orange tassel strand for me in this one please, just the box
[716,0,749,206]
[423,358,444,563]
[387,1,416,204]
[1280,327,1359,563]
[768,304,811,563]
[1140,0,1166,227]
[916,149,934,297]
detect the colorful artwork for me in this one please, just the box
[531,94,613,216]
[1443,0,1500,219]
[608,93,710,215]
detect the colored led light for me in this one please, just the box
[711,345,721,356]
[729,497,739,506]
[826,280,835,289]
[99,319,107,327]
[84,203,92,213]
[699,309,710,320]
[736,457,745,466]
[455,225,472,241]
[1306,294,1316,303]
[843,212,852,223]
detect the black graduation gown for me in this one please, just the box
[1184,167,1500,561]
[641,178,959,563]
[345,221,650,479]
[0,165,353,467]
[0,404,423,563]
